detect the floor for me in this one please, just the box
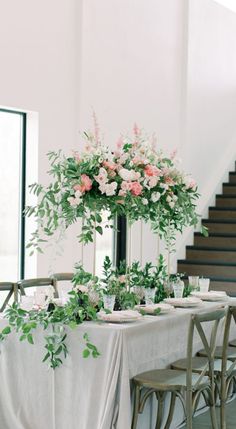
[182,399,236,428]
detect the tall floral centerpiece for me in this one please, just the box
[26,124,202,253]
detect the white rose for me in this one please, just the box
[99,183,107,194]
[67,197,77,207]
[173,195,178,202]
[166,195,172,203]
[160,183,169,190]
[142,198,148,205]
[105,182,118,196]
[151,192,161,203]
[169,201,175,209]
[119,168,132,181]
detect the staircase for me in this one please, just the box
[178,166,236,295]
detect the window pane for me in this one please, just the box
[0,111,23,281]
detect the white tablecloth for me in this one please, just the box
[0,300,235,429]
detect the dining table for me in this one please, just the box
[0,299,236,429]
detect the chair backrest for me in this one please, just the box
[186,306,228,391]
[221,305,236,388]
[50,273,74,282]
[0,282,18,312]
[18,278,58,298]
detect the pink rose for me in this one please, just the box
[130,181,143,196]
[103,160,117,170]
[74,174,92,193]
[165,176,175,186]
[144,165,162,177]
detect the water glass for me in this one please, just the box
[172,281,184,299]
[103,295,116,311]
[144,288,156,305]
[199,278,210,293]
[188,276,199,291]
[132,286,145,301]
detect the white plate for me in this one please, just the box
[97,310,141,323]
[135,303,174,315]
[164,297,202,307]
[191,292,229,301]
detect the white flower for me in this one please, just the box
[99,183,107,194]
[119,168,139,181]
[172,195,178,202]
[95,167,108,185]
[142,198,148,205]
[151,192,161,203]
[67,197,77,207]
[166,195,172,203]
[169,201,175,209]
[149,176,159,189]
[160,183,169,190]
[105,182,118,196]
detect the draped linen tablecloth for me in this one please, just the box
[0,300,236,429]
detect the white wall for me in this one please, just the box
[178,0,236,261]
[0,0,82,277]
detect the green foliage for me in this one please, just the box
[0,291,100,369]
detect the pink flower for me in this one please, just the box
[103,160,117,170]
[149,176,159,188]
[133,156,142,165]
[74,174,92,193]
[121,181,132,192]
[130,181,143,196]
[116,137,123,149]
[118,190,126,197]
[133,123,140,137]
[165,176,175,186]
[144,165,162,177]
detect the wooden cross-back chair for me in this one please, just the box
[131,307,228,429]
[0,282,18,312]
[197,305,236,429]
[18,278,58,298]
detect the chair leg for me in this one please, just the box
[163,392,176,429]
[207,387,218,429]
[131,384,141,429]
[220,374,227,429]
[155,391,165,429]
[186,390,193,429]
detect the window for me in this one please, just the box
[0,108,26,281]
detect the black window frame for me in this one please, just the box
[0,108,27,279]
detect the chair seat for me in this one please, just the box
[198,346,236,361]
[133,369,209,391]
[229,339,236,347]
[171,356,232,373]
